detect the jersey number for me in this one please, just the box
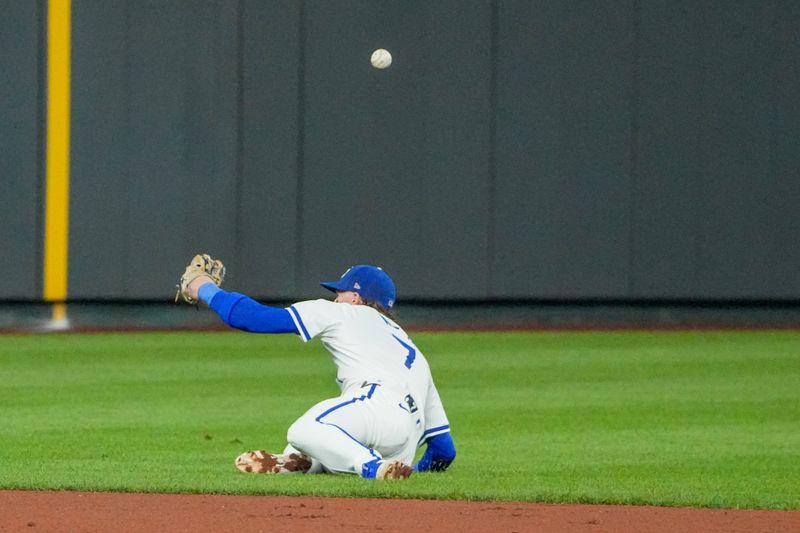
[392,334,416,369]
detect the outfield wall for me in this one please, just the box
[3,1,799,302]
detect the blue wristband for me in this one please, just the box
[198,283,223,306]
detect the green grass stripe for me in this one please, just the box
[0,330,798,508]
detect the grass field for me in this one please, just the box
[1,330,798,509]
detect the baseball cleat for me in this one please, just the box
[234,450,313,474]
[375,460,413,480]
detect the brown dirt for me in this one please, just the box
[2,490,799,532]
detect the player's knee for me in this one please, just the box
[286,418,316,450]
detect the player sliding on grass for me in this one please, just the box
[176,254,456,480]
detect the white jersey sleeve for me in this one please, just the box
[419,376,451,442]
[286,299,343,342]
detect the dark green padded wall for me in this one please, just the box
[0,1,42,299]
[299,1,493,299]
[632,1,800,298]
[5,0,800,301]
[493,1,634,298]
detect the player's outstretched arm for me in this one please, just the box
[414,432,456,472]
[194,281,298,334]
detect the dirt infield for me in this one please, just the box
[2,491,799,532]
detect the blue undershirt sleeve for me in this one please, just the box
[414,432,456,472]
[200,284,298,334]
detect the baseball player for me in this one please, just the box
[176,255,456,479]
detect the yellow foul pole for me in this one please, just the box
[44,0,71,322]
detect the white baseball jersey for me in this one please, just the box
[287,299,450,443]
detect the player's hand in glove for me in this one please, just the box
[175,253,226,305]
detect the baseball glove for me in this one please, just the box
[175,253,226,304]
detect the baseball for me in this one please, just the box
[370,48,392,69]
